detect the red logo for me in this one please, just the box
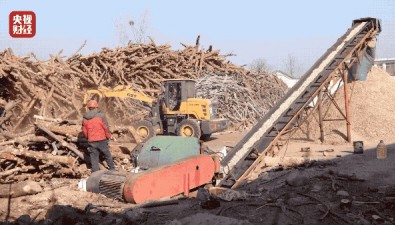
[9,11,36,38]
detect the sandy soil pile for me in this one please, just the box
[292,67,395,145]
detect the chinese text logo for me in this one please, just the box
[9,11,36,38]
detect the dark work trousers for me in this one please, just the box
[88,140,115,172]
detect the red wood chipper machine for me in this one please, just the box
[83,136,221,204]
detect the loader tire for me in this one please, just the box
[133,120,155,142]
[177,120,201,139]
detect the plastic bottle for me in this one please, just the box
[376,140,387,159]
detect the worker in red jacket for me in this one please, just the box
[82,100,115,172]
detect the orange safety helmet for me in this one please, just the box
[87,100,99,108]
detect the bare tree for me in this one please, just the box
[129,10,149,44]
[115,10,150,45]
[283,53,302,78]
[249,58,271,73]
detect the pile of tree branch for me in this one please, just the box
[0,37,287,181]
[0,116,133,183]
[196,72,286,130]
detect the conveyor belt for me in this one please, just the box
[219,18,381,188]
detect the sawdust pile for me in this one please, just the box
[292,67,395,144]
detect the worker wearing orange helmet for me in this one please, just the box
[82,100,115,172]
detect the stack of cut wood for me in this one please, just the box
[196,72,287,130]
[0,116,133,183]
[0,37,287,181]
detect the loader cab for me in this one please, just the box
[163,79,196,111]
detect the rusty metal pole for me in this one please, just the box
[343,70,351,142]
[317,91,324,142]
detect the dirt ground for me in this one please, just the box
[1,130,395,225]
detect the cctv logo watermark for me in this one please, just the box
[9,11,36,38]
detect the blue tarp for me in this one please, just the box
[348,47,375,81]
[137,136,200,169]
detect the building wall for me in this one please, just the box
[374,59,395,76]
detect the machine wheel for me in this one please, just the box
[177,120,201,139]
[133,120,155,141]
[200,133,212,141]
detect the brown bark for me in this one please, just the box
[35,124,84,159]
[0,180,43,198]
[0,148,77,165]
[0,165,35,178]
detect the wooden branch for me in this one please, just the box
[0,113,12,127]
[1,128,35,139]
[0,166,35,178]
[40,85,55,116]
[12,98,37,131]
[37,123,80,137]
[0,98,6,106]
[34,114,80,125]
[67,40,87,61]
[0,148,77,165]
[0,180,43,198]
[35,124,84,159]
[0,133,48,146]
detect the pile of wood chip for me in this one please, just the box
[0,37,287,182]
[292,67,395,145]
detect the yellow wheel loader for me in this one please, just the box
[83,79,228,141]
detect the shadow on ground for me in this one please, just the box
[2,143,395,225]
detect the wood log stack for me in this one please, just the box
[196,72,287,130]
[0,37,287,182]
